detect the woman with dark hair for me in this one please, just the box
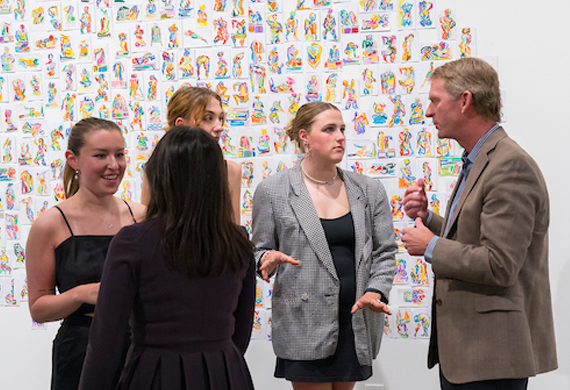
[26,118,145,390]
[79,126,255,390]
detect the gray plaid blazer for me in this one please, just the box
[252,164,397,365]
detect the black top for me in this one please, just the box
[321,212,356,322]
[53,200,136,318]
[78,219,256,390]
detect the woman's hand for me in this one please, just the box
[73,282,101,306]
[259,250,299,282]
[351,291,391,315]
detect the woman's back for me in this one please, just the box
[80,220,255,390]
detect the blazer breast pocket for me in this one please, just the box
[276,215,300,238]
[475,295,523,313]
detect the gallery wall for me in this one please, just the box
[0,0,567,389]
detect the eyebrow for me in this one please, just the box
[91,147,125,152]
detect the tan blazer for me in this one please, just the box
[426,127,557,384]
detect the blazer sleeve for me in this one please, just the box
[251,180,277,265]
[365,179,398,298]
[232,256,256,354]
[432,152,546,287]
[78,228,138,390]
[426,211,445,236]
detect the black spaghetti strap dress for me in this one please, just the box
[50,200,136,390]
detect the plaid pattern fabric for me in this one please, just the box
[252,164,397,365]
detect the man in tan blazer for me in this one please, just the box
[401,57,557,389]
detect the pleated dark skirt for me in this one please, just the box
[118,340,253,390]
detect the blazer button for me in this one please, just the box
[435,299,442,306]
[301,293,309,301]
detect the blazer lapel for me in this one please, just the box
[444,127,507,238]
[288,165,339,280]
[344,173,366,268]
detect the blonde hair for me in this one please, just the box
[63,118,123,198]
[165,86,224,131]
[285,102,339,152]
[431,57,501,122]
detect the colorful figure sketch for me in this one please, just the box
[399,158,416,188]
[398,1,413,28]
[285,11,299,41]
[411,257,429,286]
[381,35,396,63]
[381,71,396,94]
[372,103,388,125]
[352,112,369,135]
[389,95,405,126]
[409,98,424,125]
[439,8,456,40]
[342,79,358,110]
[399,128,413,156]
[416,127,432,156]
[459,27,472,58]
[418,1,433,27]
[325,73,338,102]
[322,9,337,40]
[394,257,408,283]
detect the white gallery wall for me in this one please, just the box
[1,1,568,389]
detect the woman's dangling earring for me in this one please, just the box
[304,142,311,156]
[74,169,79,180]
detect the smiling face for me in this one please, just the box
[300,108,346,165]
[177,96,225,142]
[67,129,126,197]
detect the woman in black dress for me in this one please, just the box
[252,102,397,390]
[79,126,255,390]
[26,118,146,390]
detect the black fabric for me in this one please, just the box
[78,220,255,390]
[440,368,528,390]
[275,212,371,382]
[50,204,135,390]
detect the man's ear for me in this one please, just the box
[174,117,185,126]
[461,90,473,114]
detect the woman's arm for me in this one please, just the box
[26,209,99,323]
[232,256,256,354]
[226,160,242,224]
[140,172,150,206]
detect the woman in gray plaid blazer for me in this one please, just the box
[252,102,397,390]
